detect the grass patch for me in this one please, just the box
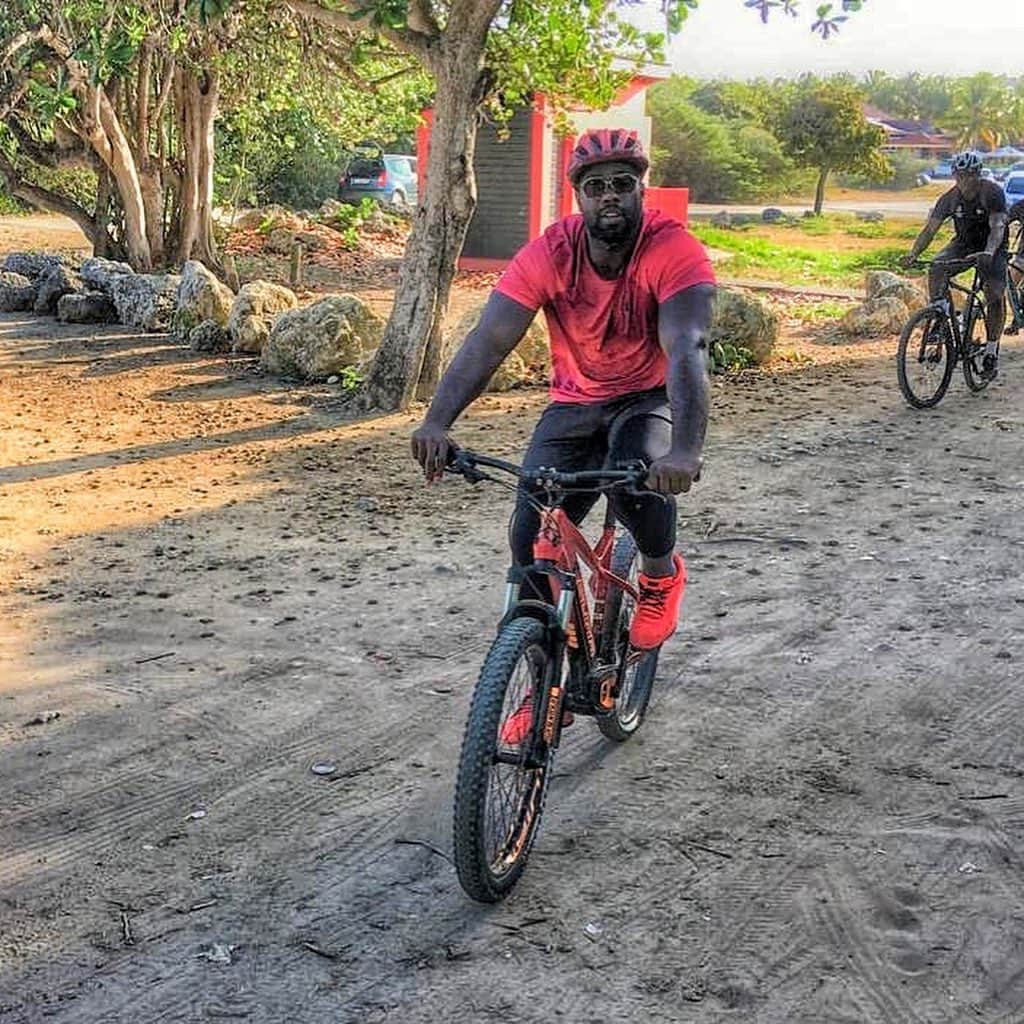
[694,218,914,288]
[787,300,852,323]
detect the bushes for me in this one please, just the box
[838,150,932,191]
[0,188,27,215]
[648,79,808,202]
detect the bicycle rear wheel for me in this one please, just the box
[1007,265,1024,331]
[896,308,955,408]
[961,303,994,392]
[453,617,554,902]
[596,534,659,742]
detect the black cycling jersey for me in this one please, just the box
[932,180,1008,251]
[1008,198,1024,224]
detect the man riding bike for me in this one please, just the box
[411,128,715,651]
[902,150,1008,377]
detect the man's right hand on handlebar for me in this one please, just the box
[411,420,452,483]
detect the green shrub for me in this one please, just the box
[709,340,755,373]
[0,187,27,215]
[838,150,932,191]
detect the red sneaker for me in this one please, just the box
[499,691,535,745]
[629,554,687,650]
[499,691,574,745]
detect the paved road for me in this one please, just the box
[690,198,934,218]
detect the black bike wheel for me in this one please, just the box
[596,534,659,742]
[961,303,994,392]
[896,308,955,409]
[1007,266,1024,329]
[453,617,554,902]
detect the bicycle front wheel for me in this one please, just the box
[596,534,659,742]
[961,303,994,392]
[453,617,555,902]
[896,308,955,409]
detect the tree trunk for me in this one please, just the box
[360,61,487,411]
[93,167,113,257]
[173,66,219,267]
[92,86,154,270]
[813,166,830,215]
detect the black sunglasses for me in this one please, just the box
[578,172,640,199]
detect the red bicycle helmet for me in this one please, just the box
[567,128,649,185]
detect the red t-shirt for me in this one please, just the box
[496,210,715,403]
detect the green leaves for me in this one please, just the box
[189,0,232,24]
[710,341,754,373]
[775,78,888,177]
[347,0,409,31]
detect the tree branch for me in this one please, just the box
[0,26,54,65]
[151,54,176,126]
[0,79,29,122]
[367,63,420,88]
[0,152,98,243]
[407,0,440,37]
[286,0,441,71]
[137,38,153,156]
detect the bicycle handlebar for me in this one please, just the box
[446,447,648,490]
[910,255,981,270]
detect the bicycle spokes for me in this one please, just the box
[897,310,954,409]
[484,648,546,873]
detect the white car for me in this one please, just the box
[1004,173,1024,213]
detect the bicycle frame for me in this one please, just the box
[500,502,641,755]
[935,267,984,356]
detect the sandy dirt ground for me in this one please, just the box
[2,220,1024,1023]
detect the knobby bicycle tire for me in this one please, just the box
[596,534,659,742]
[961,303,993,393]
[453,617,554,902]
[896,307,955,409]
[1007,266,1024,329]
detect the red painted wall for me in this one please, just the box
[645,187,690,226]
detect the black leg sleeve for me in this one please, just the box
[606,410,677,559]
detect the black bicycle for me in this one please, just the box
[1005,222,1024,335]
[446,449,668,902]
[897,256,997,409]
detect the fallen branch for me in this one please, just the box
[135,651,175,664]
[393,837,453,865]
[683,839,732,860]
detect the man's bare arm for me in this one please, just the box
[648,283,714,494]
[412,291,536,480]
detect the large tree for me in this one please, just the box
[0,0,426,268]
[775,76,888,214]
[289,0,865,412]
[0,0,238,268]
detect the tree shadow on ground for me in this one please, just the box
[2,334,1024,1022]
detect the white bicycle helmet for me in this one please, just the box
[951,150,983,174]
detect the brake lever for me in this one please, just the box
[445,449,487,484]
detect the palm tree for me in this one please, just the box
[939,73,1014,149]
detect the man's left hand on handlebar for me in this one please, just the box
[411,420,452,483]
[646,449,702,495]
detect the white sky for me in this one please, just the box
[630,1,1023,78]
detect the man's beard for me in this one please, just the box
[586,207,638,248]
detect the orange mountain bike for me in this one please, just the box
[446,448,679,902]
